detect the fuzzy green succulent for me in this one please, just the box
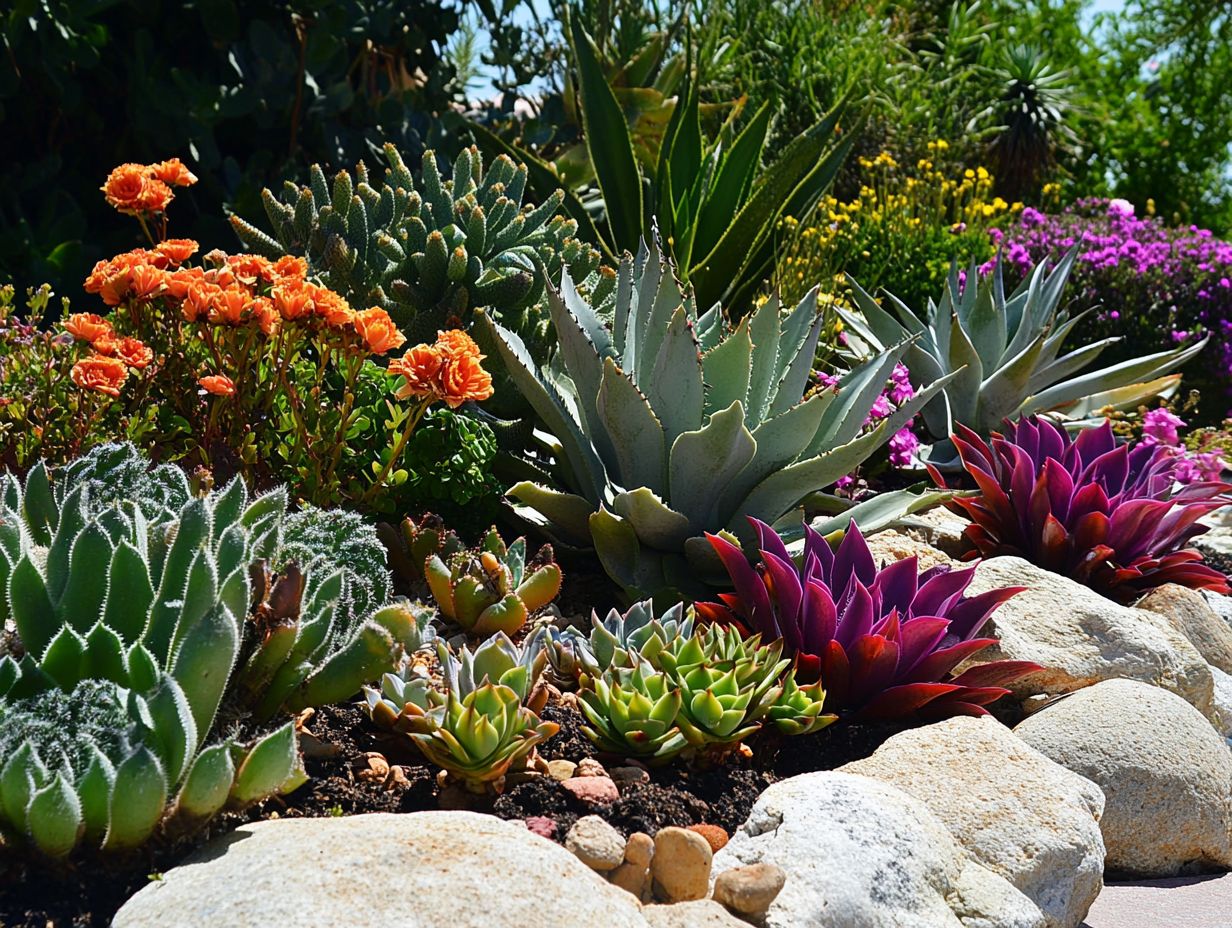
[484,239,953,600]
[424,527,562,636]
[836,252,1208,465]
[230,143,606,345]
[0,445,426,857]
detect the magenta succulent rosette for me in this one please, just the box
[696,518,1038,720]
[935,416,1232,599]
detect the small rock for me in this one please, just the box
[562,775,619,805]
[353,752,390,782]
[566,816,626,872]
[609,860,651,901]
[642,900,747,927]
[624,832,654,867]
[687,824,729,853]
[652,826,713,902]
[524,816,556,839]
[866,528,954,570]
[384,765,411,791]
[503,768,543,787]
[609,765,651,788]
[1015,678,1232,877]
[712,863,786,918]
[576,757,608,777]
[547,759,578,781]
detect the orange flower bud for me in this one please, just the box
[390,345,444,400]
[64,313,114,344]
[71,356,128,397]
[198,374,236,397]
[354,307,407,355]
[149,158,198,187]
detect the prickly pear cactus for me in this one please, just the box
[231,144,606,347]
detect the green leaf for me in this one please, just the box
[690,102,771,264]
[595,357,667,493]
[645,307,705,446]
[569,13,644,251]
[104,748,168,851]
[170,606,239,741]
[77,748,116,842]
[144,678,198,785]
[82,622,127,686]
[667,401,756,533]
[102,540,154,645]
[506,484,596,548]
[231,723,301,804]
[27,773,82,859]
[9,554,55,659]
[612,487,694,550]
[58,521,113,633]
[21,462,57,546]
[40,625,86,689]
[175,743,235,820]
[701,326,753,417]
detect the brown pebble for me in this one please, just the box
[576,757,607,777]
[353,752,390,782]
[624,832,654,867]
[383,765,412,791]
[687,823,729,852]
[713,863,788,917]
[561,775,619,804]
[609,859,652,901]
[609,765,651,788]
[651,826,712,902]
[546,759,578,781]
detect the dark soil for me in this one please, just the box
[0,678,911,927]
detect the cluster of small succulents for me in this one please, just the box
[0,444,424,858]
[364,634,555,792]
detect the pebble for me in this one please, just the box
[609,860,652,900]
[565,816,626,872]
[547,759,578,781]
[712,863,787,918]
[624,832,655,867]
[524,816,556,839]
[688,823,729,852]
[353,752,390,782]
[576,757,608,777]
[562,775,619,805]
[609,765,651,788]
[651,826,713,902]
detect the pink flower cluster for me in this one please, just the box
[1141,408,1226,484]
[818,363,921,487]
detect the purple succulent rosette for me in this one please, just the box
[936,415,1232,599]
[697,517,1037,721]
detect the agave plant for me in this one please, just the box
[935,416,1232,599]
[230,144,605,344]
[485,239,951,599]
[424,527,563,636]
[364,634,554,792]
[835,252,1207,466]
[0,444,427,857]
[696,517,1039,720]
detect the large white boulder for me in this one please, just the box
[1136,584,1232,673]
[114,812,649,928]
[712,771,1045,928]
[842,716,1105,928]
[961,557,1214,715]
[1015,679,1232,877]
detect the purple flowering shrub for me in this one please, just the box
[817,362,921,487]
[986,198,1232,413]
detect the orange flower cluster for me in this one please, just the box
[198,374,236,397]
[64,313,154,398]
[389,329,493,409]
[101,158,197,216]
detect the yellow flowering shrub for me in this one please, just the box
[776,142,1022,311]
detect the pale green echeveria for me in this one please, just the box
[484,239,957,600]
[531,599,694,681]
[836,250,1208,467]
[577,661,687,760]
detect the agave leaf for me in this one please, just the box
[690,102,772,263]
[612,488,694,550]
[506,483,595,548]
[595,357,667,493]
[646,307,705,445]
[744,296,784,426]
[702,323,753,416]
[668,401,756,533]
[768,293,824,418]
[1052,374,1182,421]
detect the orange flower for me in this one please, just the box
[227,254,274,286]
[113,337,154,370]
[166,266,206,300]
[312,287,354,327]
[136,179,174,214]
[435,328,482,359]
[101,163,151,214]
[354,307,406,355]
[129,264,168,300]
[272,255,308,280]
[390,345,444,400]
[439,352,494,408]
[208,287,251,326]
[98,271,132,307]
[64,313,114,344]
[272,279,315,320]
[183,282,220,322]
[156,239,199,265]
[149,158,198,187]
[71,356,128,397]
[198,374,235,397]
[250,297,280,336]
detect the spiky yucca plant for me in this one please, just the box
[836,252,1207,465]
[936,416,1232,599]
[697,517,1039,719]
[485,239,952,599]
[230,144,606,344]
